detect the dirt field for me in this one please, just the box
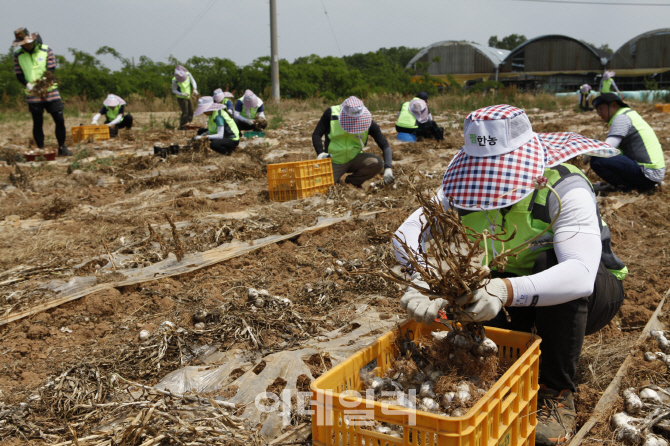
[1,102,669,445]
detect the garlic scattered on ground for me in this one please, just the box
[138,329,150,341]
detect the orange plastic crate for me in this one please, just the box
[267,159,334,202]
[654,104,670,113]
[311,320,541,446]
[71,125,110,143]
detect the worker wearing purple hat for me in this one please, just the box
[92,94,133,137]
[599,71,622,98]
[312,96,394,187]
[233,90,267,132]
[394,104,626,445]
[172,65,199,130]
[192,96,240,155]
[12,27,70,156]
[213,89,234,116]
[577,84,593,111]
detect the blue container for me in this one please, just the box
[396,132,417,142]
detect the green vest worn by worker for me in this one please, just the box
[106,105,122,122]
[15,44,57,95]
[236,97,259,120]
[458,164,628,280]
[173,76,192,99]
[601,78,613,93]
[396,98,420,129]
[609,107,665,171]
[327,105,370,165]
[208,110,240,142]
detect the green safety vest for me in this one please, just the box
[601,78,613,93]
[458,164,628,280]
[16,44,57,95]
[173,76,192,99]
[327,105,369,165]
[396,98,421,129]
[236,97,258,120]
[609,107,665,171]
[106,105,122,122]
[208,110,240,141]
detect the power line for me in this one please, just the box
[506,0,670,5]
[161,0,219,61]
[319,0,343,57]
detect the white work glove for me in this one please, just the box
[454,278,508,322]
[91,113,101,125]
[193,89,199,96]
[26,83,34,92]
[193,134,204,141]
[383,167,395,185]
[400,274,447,326]
[317,152,331,160]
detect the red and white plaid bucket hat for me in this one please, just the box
[339,96,372,134]
[194,96,225,116]
[409,98,430,123]
[442,104,619,210]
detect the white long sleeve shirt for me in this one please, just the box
[393,175,602,307]
[171,73,198,97]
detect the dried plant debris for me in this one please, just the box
[2,364,254,445]
[113,291,303,380]
[32,71,57,99]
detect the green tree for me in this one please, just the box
[488,34,527,50]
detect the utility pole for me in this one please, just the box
[270,0,280,104]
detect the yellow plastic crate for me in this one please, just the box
[71,125,110,143]
[654,104,670,113]
[311,320,541,446]
[267,159,334,202]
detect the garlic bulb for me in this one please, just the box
[138,329,150,341]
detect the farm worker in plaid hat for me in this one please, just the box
[396,94,444,140]
[213,88,235,116]
[577,84,594,111]
[312,96,394,187]
[393,104,627,445]
[12,27,71,156]
[599,70,622,98]
[233,89,267,132]
[192,96,240,155]
[590,93,665,193]
[172,65,199,130]
[91,94,133,137]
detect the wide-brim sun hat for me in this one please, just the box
[592,92,629,109]
[603,71,616,80]
[242,89,260,108]
[193,96,224,116]
[174,65,188,82]
[12,27,38,47]
[580,84,592,94]
[409,98,430,123]
[103,94,126,107]
[213,88,224,103]
[223,92,234,98]
[442,104,620,210]
[339,96,372,134]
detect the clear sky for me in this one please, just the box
[3,0,669,70]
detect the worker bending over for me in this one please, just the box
[395,105,626,446]
[92,94,133,137]
[172,65,198,130]
[396,92,444,140]
[192,96,240,156]
[590,93,665,193]
[312,96,394,188]
[233,90,267,131]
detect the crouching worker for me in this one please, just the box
[312,96,394,188]
[590,93,665,193]
[396,96,444,140]
[92,94,133,137]
[192,96,240,155]
[234,89,267,131]
[393,105,627,446]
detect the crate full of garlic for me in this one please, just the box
[311,319,541,446]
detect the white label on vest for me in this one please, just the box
[38,57,44,61]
